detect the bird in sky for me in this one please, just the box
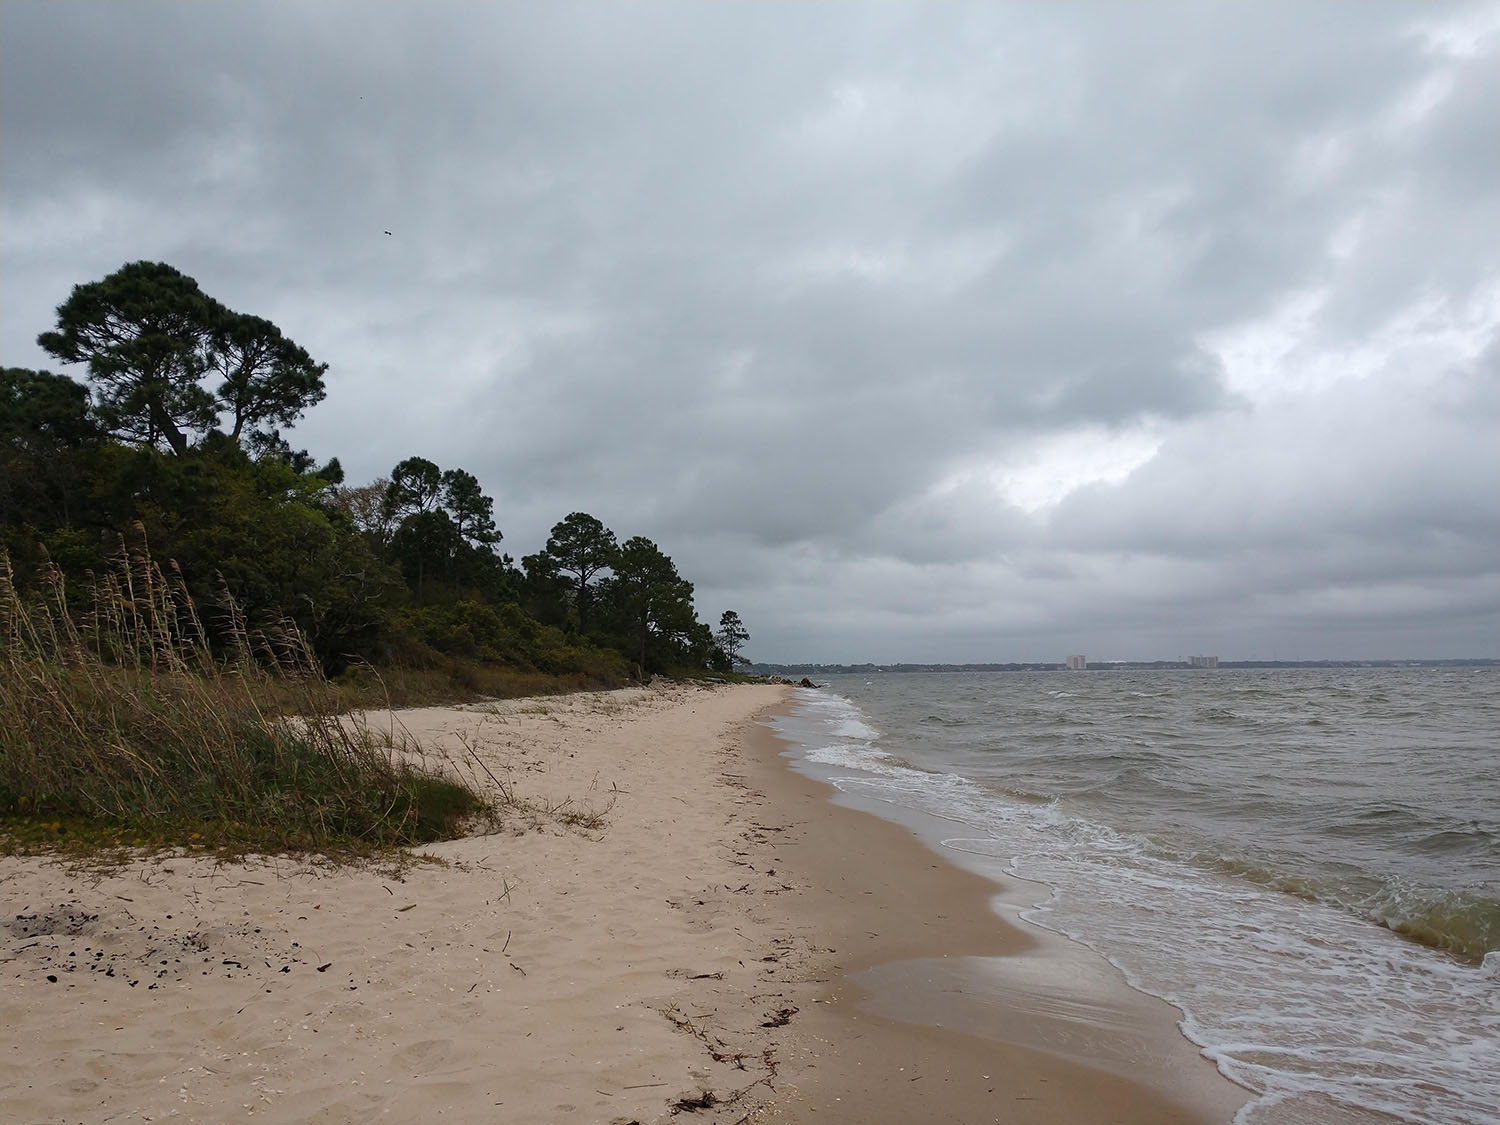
[383,230,392,236]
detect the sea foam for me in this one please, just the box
[776,682,1500,1125]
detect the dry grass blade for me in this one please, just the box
[0,536,487,855]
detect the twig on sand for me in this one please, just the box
[662,1004,747,1069]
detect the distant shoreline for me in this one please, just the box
[753,658,1500,674]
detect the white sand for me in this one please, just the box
[1,683,800,1123]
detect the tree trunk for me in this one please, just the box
[153,407,190,456]
[639,602,650,677]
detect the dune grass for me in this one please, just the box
[0,538,488,856]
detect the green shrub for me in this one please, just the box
[0,540,487,853]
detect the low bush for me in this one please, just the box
[0,539,487,853]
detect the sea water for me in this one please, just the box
[768,668,1499,1124]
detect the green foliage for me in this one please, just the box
[390,507,462,601]
[441,468,499,547]
[0,546,485,852]
[38,262,217,455]
[379,456,515,606]
[36,261,326,457]
[394,599,629,683]
[332,658,624,710]
[7,261,733,700]
[398,599,537,664]
[532,511,617,631]
[208,311,328,442]
[1,368,101,535]
[598,535,700,674]
[717,609,750,667]
[84,445,401,671]
[383,456,442,522]
[2,366,98,450]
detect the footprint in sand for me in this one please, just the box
[390,1038,454,1073]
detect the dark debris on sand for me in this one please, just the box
[5,901,311,992]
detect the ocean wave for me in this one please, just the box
[802,742,902,775]
[1410,825,1497,857]
[787,673,1500,1124]
[1192,851,1498,962]
[1196,706,1242,722]
[920,713,969,727]
[1011,843,1500,1125]
[1363,887,1500,964]
[830,717,879,739]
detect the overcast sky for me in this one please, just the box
[3,1,1496,662]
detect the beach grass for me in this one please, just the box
[0,538,488,856]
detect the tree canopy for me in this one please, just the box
[383,456,443,523]
[601,536,699,674]
[379,456,507,603]
[6,261,739,687]
[208,311,328,443]
[534,512,617,630]
[1,367,100,532]
[2,367,96,451]
[717,610,750,667]
[440,468,499,548]
[37,261,326,457]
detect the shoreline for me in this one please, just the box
[1,683,1249,1123]
[743,696,1252,1123]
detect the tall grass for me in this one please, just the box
[0,535,486,853]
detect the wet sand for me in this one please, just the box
[740,705,1251,1123]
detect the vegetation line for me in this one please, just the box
[5,259,756,703]
[0,538,483,855]
[3,258,765,856]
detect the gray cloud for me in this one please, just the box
[3,0,1495,661]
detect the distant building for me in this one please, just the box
[1189,655,1219,669]
[1065,654,1087,671]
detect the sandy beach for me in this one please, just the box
[1,683,1248,1123]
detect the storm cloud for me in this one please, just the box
[3,1,1496,661]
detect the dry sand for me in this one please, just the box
[1,682,1250,1123]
